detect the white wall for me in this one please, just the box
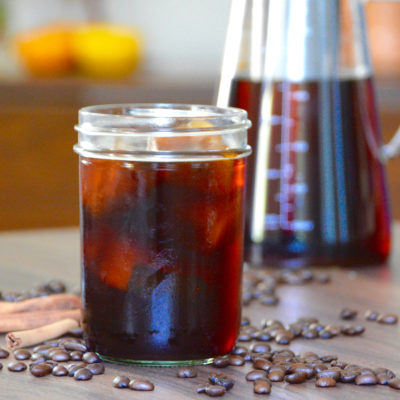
[6,0,231,79]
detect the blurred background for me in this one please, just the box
[0,0,399,230]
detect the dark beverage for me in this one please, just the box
[230,77,391,267]
[80,155,246,363]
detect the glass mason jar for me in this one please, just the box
[74,104,251,366]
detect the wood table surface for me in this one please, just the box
[0,226,400,399]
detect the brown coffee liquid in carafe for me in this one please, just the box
[230,76,391,267]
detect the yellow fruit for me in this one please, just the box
[14,24,73,77]
[70,23,143,79]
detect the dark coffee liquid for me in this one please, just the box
[81,157,245,361]
[230,77,391,266]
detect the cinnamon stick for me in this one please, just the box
[6,318,79,350]
[0,294,81,314]
[0,309,81,333]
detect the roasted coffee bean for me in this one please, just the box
[8,361,27,372]
[43,280,66,294]
[63,341,87,353]
[377,374,390,385]
[261,319,284,329]
[317,369,341,381]
[51,350,70,362]
[0,348,9,359]
[253,379,272,394]
[14,349,31,360]
[242,292,253,306]
[268,370,285,382]
[359,368,375,375]
[341,325,365,336]
[70,351,83,361]
[388,378,400,390]
[286,323,303,337]
[231,346,248,356]
[301,328,318,339]
[259,294,279,306]
[377,313,398,325]
[31,353,46,364]
[250,343,271,354]
[68,327,84,338]
[129,379,154,391]
[253,359,273,372]
[314,364,328,373]
[74,367,92,381]
[309,323,325,333]
[374,368,395,379]
[113,375,130,388]
[212,357,229,368]
[44,348,59,359]
[319,329,334,339]
[237,332,252,342]
[320,355,337,363]
[0,363,2,370]
[284,371,307,384]
[2,291,23,302]
[209,373,235,390]
[246,370,267,381]
[355,374,377,385]
[52,365,68,377]
[340,308,358,320]
[316,377,336,387]
[68,365,84,377]
[331,360,347,369]
[82,352,100,364]
[177,367,197,378]
[30,363,52,377]
[324,325,341,336]
[241,317,250,326]
[198,384,226,397]
[290,364,315,379]
[228,355,244,366]
[86,363,105,375]
[340,371,359,383]
[251,352,273,362]
[275,331,294,345]
[33,345,54,355]
[365,310,379,321]
[253,330,274,342]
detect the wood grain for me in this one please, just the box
[0,227,399,399]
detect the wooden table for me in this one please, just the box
[0,227,399,399]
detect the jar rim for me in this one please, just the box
[76,103,251,135]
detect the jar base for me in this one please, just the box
[99,354,215,367]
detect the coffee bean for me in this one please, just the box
[316,377,336,387]
[259,294,279,306]
[320,355,337,363]
[340,371,359,383]
[67,328,84,338]
[331,360,347,369]
[129,379,154,391]
[286,323,303,337]
[388,378,400,390]
[0,348,9,359]
[340,308,357,320]
[63,341,87,353]
[177,367,197,378]
[231,346,248,356]
[198,384,226,397]
[44,348,59,359]
[250,343,271,354]
[377,374,390,385]
[209,373,235,390]
[324,325,341,336]
[374,368,395,379]
[377,313,398,325]
[268,370,284,382]
[43,280,66,294]
[237,332,252,342]
[314,364,328,373]
[241,317,250,326]
[212,357,229,368]
[68,364,84,377]
[253,330,274,342]
[0,363,2,370]
[253,379,271,394]
[319,329,334,339]
[275,331,294,345]
[355,374,377,385]
[317,369,341,381]
[290,364,315,379]
[86,363,105,375]
[113,375,130,388]
[228,355,244,366]
[359,368,375,375]
[82,352,100,364]
[51,350,70,362]
[302,328,318,339]
[285,371,308,384]
[253,359,273,372]
[74,367,92,381]
[14,349,31,360]
[31,353,46,364]
[365,310,379,321]
[308,323,325,333]
[32,345,54,355]
[30,363,52,377]
[341,325,365,336]
[70,351,83,361]
[52,365,68,377]
[246,370,267,381]
[8,361,27,372]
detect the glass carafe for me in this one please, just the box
[217,0,400,267]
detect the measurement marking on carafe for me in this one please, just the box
[265,214,314,231]
[275,141,309,153]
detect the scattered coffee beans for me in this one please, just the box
[212,357,229,368]
[253,379,271,394]
[316,377,336,387]
[209,373,235,390]
[113,376,130,389]
[14,349,31,360]
[198,384,226,397]
[82,352,100,364]
[0,348,9,359]
[340,308,358,320]
[30,363,52,377]
[52,365,68,377]
[177,367,197,378]
[377,313,398,325]
[86,363,104,375]
[129,379,154,391]
[73,368,92,381]
[8,361,27,372]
